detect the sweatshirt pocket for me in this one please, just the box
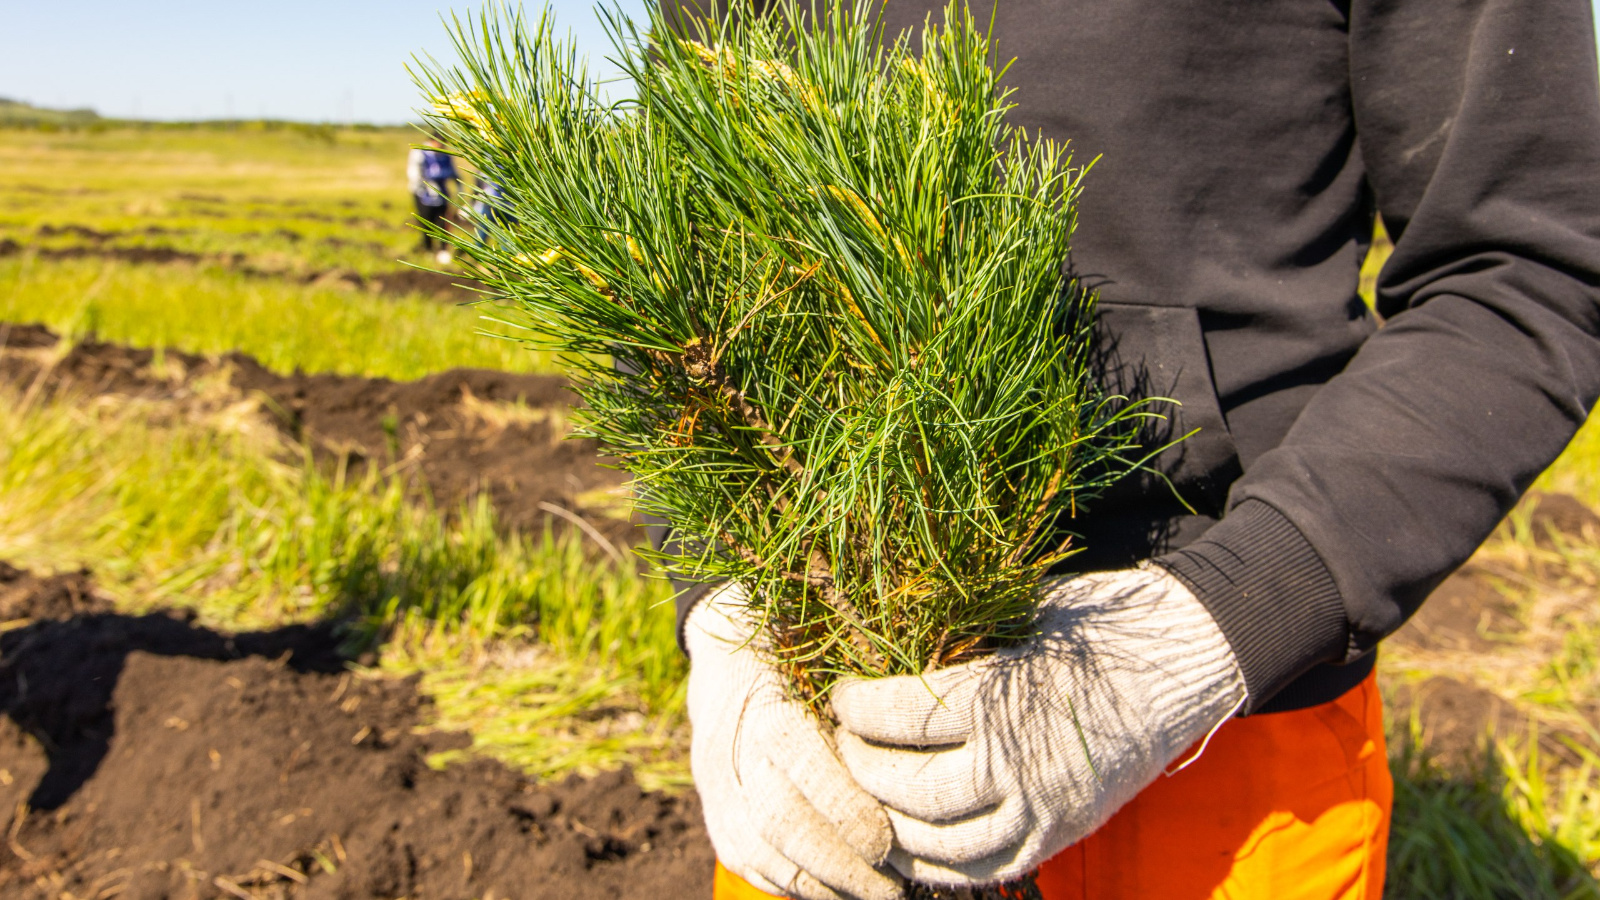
[1092,301,1242,516]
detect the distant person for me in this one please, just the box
[473,172,511,245]
[407,136,459,265]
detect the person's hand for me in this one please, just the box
[688,584,903,900]
[831,565,1246,887]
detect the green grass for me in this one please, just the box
[0,125,426,277]
[0,379,685,785]
[0,255,548,379]
[0,124,547,380]
[1388,719,1600,899]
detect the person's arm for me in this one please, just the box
[1156,0,1600,712]
[833,1,1600,886]
[406,148,425,197]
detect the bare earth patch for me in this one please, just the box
[0,564,713,900]
[1384,492,1600,773]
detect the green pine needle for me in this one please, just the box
[416,0,1160,700]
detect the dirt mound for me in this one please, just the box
[35,224,115,242]
[0,562,110,621]
[1388,677,1525,772]
[366,267,482,302]
[227,358,626,541]
[7,221,479,301]
[1524,490,1600,546]
[0,323,61,350]
[36,245,206,265]
[0,325,634,544]
[0,565,714,899]
[1389,567,1523,653]
[286,267,481,303]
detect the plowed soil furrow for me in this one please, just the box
[0,323,635,545]
[0,237,479,301]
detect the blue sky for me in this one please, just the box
[2,1,1598,124]
[0,1,648,123]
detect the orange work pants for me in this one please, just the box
[715,672,1391,900]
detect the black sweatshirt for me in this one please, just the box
[666,0,1600,713]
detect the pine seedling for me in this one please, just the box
[417,0,1157,710]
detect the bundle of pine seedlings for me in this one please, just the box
[420,1,1152,893]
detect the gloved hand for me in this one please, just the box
[687,583,903,900]
[831,565,1246,887]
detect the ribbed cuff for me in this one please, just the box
[675,581,717,654]
[1155,499,1347,714]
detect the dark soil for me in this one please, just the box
[320,237,391,255]
[35,244,205,265]
[277,266,481,303]
[0,562,110,622]
[363,267,482,302]
[1523,490,1600,547]
[1384,675,1597,775]
[0,322,60,350]
[1387,677,1524,772]
[1389,567,1523,653]
[5,225,480,301]
[0,564,715,899]
[0,324,635,545]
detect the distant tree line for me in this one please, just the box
[0,98,406,137]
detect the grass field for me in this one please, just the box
[0,325,685,789]
[0,125,685,791]
[0,123,1597,896]
[0,256,548,379]
[0,124,415,276]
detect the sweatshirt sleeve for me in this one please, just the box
[1159,0,1600,711]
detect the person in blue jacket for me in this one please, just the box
[407,135,459,265]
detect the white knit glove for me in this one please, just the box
[831,566,1247,887]
[687,584,903,900]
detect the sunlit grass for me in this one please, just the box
[0,380,685,781]
[0,125,424,276]
[0,256,550,379]
[1388,720,1600,899]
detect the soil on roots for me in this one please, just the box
[0,323,635,546]
[0,564,714,899]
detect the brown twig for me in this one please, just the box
[255,859,309,885]
[719,532,883,668]
[806,544,885,669]
[1002,470,1064,568]
[715,378,808,479]
[537,501,626,565]
[212,876,252,900]
[7,802,34,862]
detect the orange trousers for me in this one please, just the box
[715,672,1391,900]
